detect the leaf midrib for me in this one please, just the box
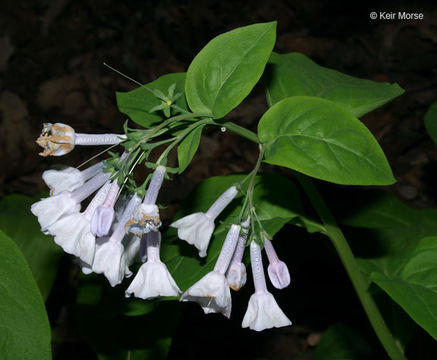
[211,26,271,113]
[270,132,385,176]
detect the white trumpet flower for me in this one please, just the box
[47,182,111,264]
[242,242,291,331]
[42,161,103,196]
[92,194,142,287]
[180,224,240,318]
[125,231,180,299]
[36,122,125,157]
[171,186,238,257]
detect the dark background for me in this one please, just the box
[1,0,436,359]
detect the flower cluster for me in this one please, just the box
[32,123,292,332]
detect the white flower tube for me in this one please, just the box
[180,224,240,318]
[43,162,103,196]
[226,217,250,291]
[125,231,181,299]
[92,194,142,287]
[36,122,125,157]
[31,171,109,233]
[47,182,111,264]
[171,186,238,257]
[242,241,291,331]
[264,238,290,289]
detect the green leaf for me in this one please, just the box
[185,22,276,118]
[265,52,404,117]
[258,96,395,185]
[161,173,302,290]
[177,124,205,173]
[330,189,437,276]
[0,230,52,360]
[424,102,437,144]
[116,73,188,128]
[330,189,437,339]
[314,323,373,360]
[0,194,63,300]
[370,236,437,341]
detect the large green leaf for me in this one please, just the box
[330,189,437,340]
[258,96,395,185]
[185,22,276,119]
[161,173,302,290]
[424,102,437,145]
[265,52,404,117]
[0,230,52,360]
[116,72,188,128]
[314,323,373,360]
[0,194,63,300]
[177,124,205,173]
[370,236,437,340]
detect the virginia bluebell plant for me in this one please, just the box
[28,21,421,360]
[32,118,292,331]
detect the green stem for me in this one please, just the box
[222,122,405,359]
[216,121,259,144]
[132,112,208,152]
[295,173,405,360]
[156,118,212,165]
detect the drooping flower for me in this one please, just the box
[36,122,125,157]
[31,171,110,233]
[47,182,111,264]
[226,217,250,291]
[242,241,291,331]
[42,161,103,196]
[126,166,165,237]
[92,194,142,287]
[171,186,238,257]
[91,180,120,237]
[180,224,240,318]
[31,192,80,234]
[264,238,290,289]
[36,123,76,157]
[125,231,181,299]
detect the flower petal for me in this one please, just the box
[125,261,181,299]
[242,291,291,331]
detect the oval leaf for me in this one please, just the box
[186,22,276,119]
[0,230,52,360]
[116,73,188,128]
[370,236,437,340]
[0,194,63,300]
[265,52,404,117]
[258,96,395,185]
[177,124,205,173]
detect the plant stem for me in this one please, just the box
[216,121,259,144]
[222,121,405,359]
[295,173,405,360]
